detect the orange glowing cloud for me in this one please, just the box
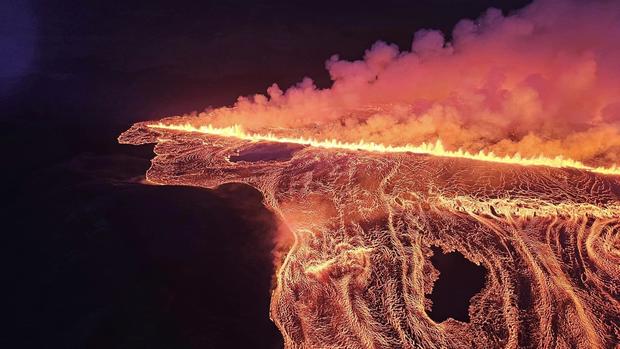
[157,0,620,168]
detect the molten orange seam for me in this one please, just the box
[147,123,620,176]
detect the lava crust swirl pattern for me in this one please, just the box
[119,122,620,349]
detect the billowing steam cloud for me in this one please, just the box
[175,0,620,166]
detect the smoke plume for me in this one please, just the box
[173,0,620,166]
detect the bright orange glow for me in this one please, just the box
[148,122,620,176]
[117,0,620,346]
[119,119,620,349]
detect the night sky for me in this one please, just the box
[3,1,531,348]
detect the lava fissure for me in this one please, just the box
[119,122,620,348]
[117,0,620,346]
[148,122,620,176]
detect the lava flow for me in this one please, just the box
[119,120,620,348]
[147,122,620,175]
[119,0,620,347]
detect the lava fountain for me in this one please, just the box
[119,0,620,347]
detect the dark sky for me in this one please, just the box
[4,0,532,120]
[3,1,532,348]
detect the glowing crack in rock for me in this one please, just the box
[118,0,620,346]
[119,121,620,348]
[147,122,620,176]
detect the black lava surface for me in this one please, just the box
[427,246,487,323]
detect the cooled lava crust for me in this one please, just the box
[120,121,620,349]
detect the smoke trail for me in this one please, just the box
[171,0,620,167]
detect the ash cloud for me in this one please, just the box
[180,0,620,166]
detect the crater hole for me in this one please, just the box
[426,246,487,323]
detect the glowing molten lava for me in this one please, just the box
[148,122,620,176]
[119,0,620,346]
[119,121,620,348]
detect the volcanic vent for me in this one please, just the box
[119,0,620,347]
[119,121,620,348]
